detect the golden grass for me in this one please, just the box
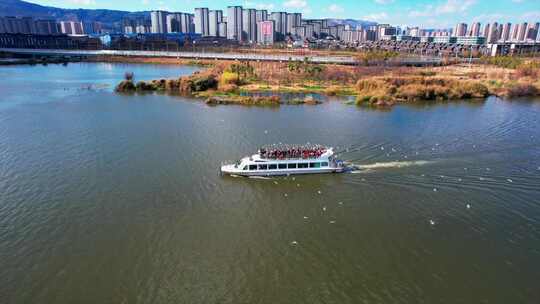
[114,58,540,106]
[355,76,491,106]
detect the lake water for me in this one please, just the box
[1,63,539,303]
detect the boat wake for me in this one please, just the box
[347,160,434,172]
[248,176,273,180]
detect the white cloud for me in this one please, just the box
[408,5,434,18]
[408,0,476,18]
[328,4,344,14]
[156,0,169,11]
[282,0,312,15]
[471,13,505,22]
[283,0,308,9]
[244,1,275,10]
[363,12,389,21]
[436,0,476,14]
[522,11,540,19]
[67,0,96,5]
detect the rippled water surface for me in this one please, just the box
[1,63,540,303]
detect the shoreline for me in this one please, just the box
[86,55,217,67]
[111,55,540,107]
[2,54,530,107]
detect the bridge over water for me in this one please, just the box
[0,48,446,66]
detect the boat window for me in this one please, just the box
[278,164,287,169]
[321,162,329,167]
[258,164,268,170]
[298,163,309,169]
[310,162,321,168]
[288,163,297,169]
[269,164,277,170]
[242,166,248,171]
[249,165,257,170]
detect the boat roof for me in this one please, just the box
[247,147,334,162]
[260,143,326,151]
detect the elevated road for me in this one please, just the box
[0,48,448,66]
[0,48,357,65]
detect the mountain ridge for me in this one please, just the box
[0,0,377,28]
[0,0,147,26]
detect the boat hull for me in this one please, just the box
[221,165,345,176]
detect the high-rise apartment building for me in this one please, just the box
[257,20,275,45]
[59,21,84,35]
[286,13,302,35]
[21,17,37,34]
[194,8,210,36]
[35,19,60,35]
[303,20,323,37]
[486,22,499,43]
[227,6,243,41]
[0,16,38,34]
[378,24,396,40]
[182,13,194,33]
[511,23,519,41]
[165,13,193,33]
[151,10,168,33]
[83,21,101,34]
[453,23,467,36]
[135,19,152,34]
[469,22,481,36]
[270,12,287,41]
[408,27,420,37]
[166,14,179,33]
[209,10,223,37]
[242,8,257,43]
[256,10,268,23]
[218,22,227,38]
[517,22,528,41]
[304,23,314,38]
[500,23,511,42]
[526,22,539,41]
[482,23,490,38]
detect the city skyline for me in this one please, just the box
[23,0,540,28]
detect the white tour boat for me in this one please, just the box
[221,144,345,176]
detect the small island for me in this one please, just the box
[115,53,540,107]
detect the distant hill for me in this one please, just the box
[0,0,377,29]
[0,0,147,27]
[328,19,377,28]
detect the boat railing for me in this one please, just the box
[259,155,327,161]
[259,147,328,160]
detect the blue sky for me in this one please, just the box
[28,0,540,28]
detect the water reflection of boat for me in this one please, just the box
[221,144,345,177]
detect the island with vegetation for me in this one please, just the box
[115,52,540,107]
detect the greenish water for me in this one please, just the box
[1,63,539,304]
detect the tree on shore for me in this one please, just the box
[124,72,134,82]
[227,61,255,84]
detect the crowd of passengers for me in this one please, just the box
[259,147,327,159]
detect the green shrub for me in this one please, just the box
[115,80,136,92]
[505,83,540,98]
[419,70,436,77]
[480,56,523,69]
[220,71,240,85]
[190,75,218,92]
